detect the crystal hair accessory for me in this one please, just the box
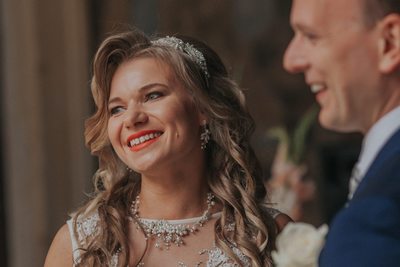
[152,36,210,80]
[128,193,215,250]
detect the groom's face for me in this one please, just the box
[283,0,381,133]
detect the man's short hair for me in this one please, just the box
[364,0,400,26]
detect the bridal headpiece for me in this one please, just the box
[152,36,210,81]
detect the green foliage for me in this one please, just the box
[268,105,318,164]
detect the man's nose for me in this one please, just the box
[283,36,309,74]
[123,106,148,128]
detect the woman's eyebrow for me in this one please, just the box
[108,82,168,105]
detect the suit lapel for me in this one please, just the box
[351,128,400,201]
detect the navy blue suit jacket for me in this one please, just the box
[319,128,400,267]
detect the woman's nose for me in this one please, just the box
[123,106,148,128]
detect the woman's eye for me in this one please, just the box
[145,91,163,101]
[109,106,125,115]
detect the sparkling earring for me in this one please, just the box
[200,120,211,150]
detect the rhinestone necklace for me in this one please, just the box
[128,193,215,250]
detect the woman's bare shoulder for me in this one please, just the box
[264,206,293,232]
[44,224,73,267]
[274,213,293,233]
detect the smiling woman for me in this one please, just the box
[44,28,291,267]
[107,57,204,172]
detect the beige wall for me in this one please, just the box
[1,0,93,266]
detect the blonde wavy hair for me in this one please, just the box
[74,28,277,266]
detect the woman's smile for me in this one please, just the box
[127,130,163,152]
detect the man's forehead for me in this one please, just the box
[290,0,365,28]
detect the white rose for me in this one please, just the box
[272,222,328,267]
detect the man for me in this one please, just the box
[284,0,400,266]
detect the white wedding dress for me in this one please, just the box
[67,209,280,266]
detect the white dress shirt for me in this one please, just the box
[348,105,400,199]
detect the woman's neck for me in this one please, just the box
[137,168,210,220]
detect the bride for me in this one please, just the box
[44,28,290,267]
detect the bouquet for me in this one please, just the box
[272,222,328,267]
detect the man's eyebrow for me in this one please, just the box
[291,22,314,33]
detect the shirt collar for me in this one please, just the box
[356,105,400,178]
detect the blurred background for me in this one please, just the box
[0,0,362,266]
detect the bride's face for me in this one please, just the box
[107,57,206,173]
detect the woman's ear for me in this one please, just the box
[198,111,208,125]
[378,14,400,73]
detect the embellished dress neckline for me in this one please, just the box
[67,208,280,266]
[139,212,222,224]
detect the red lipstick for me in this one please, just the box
[127,130,163,152]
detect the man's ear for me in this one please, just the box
[378,14,400,73]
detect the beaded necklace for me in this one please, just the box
[128,193,216,250]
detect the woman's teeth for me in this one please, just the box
[129,132,162,147]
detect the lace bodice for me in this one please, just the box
[67,209,280,266]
